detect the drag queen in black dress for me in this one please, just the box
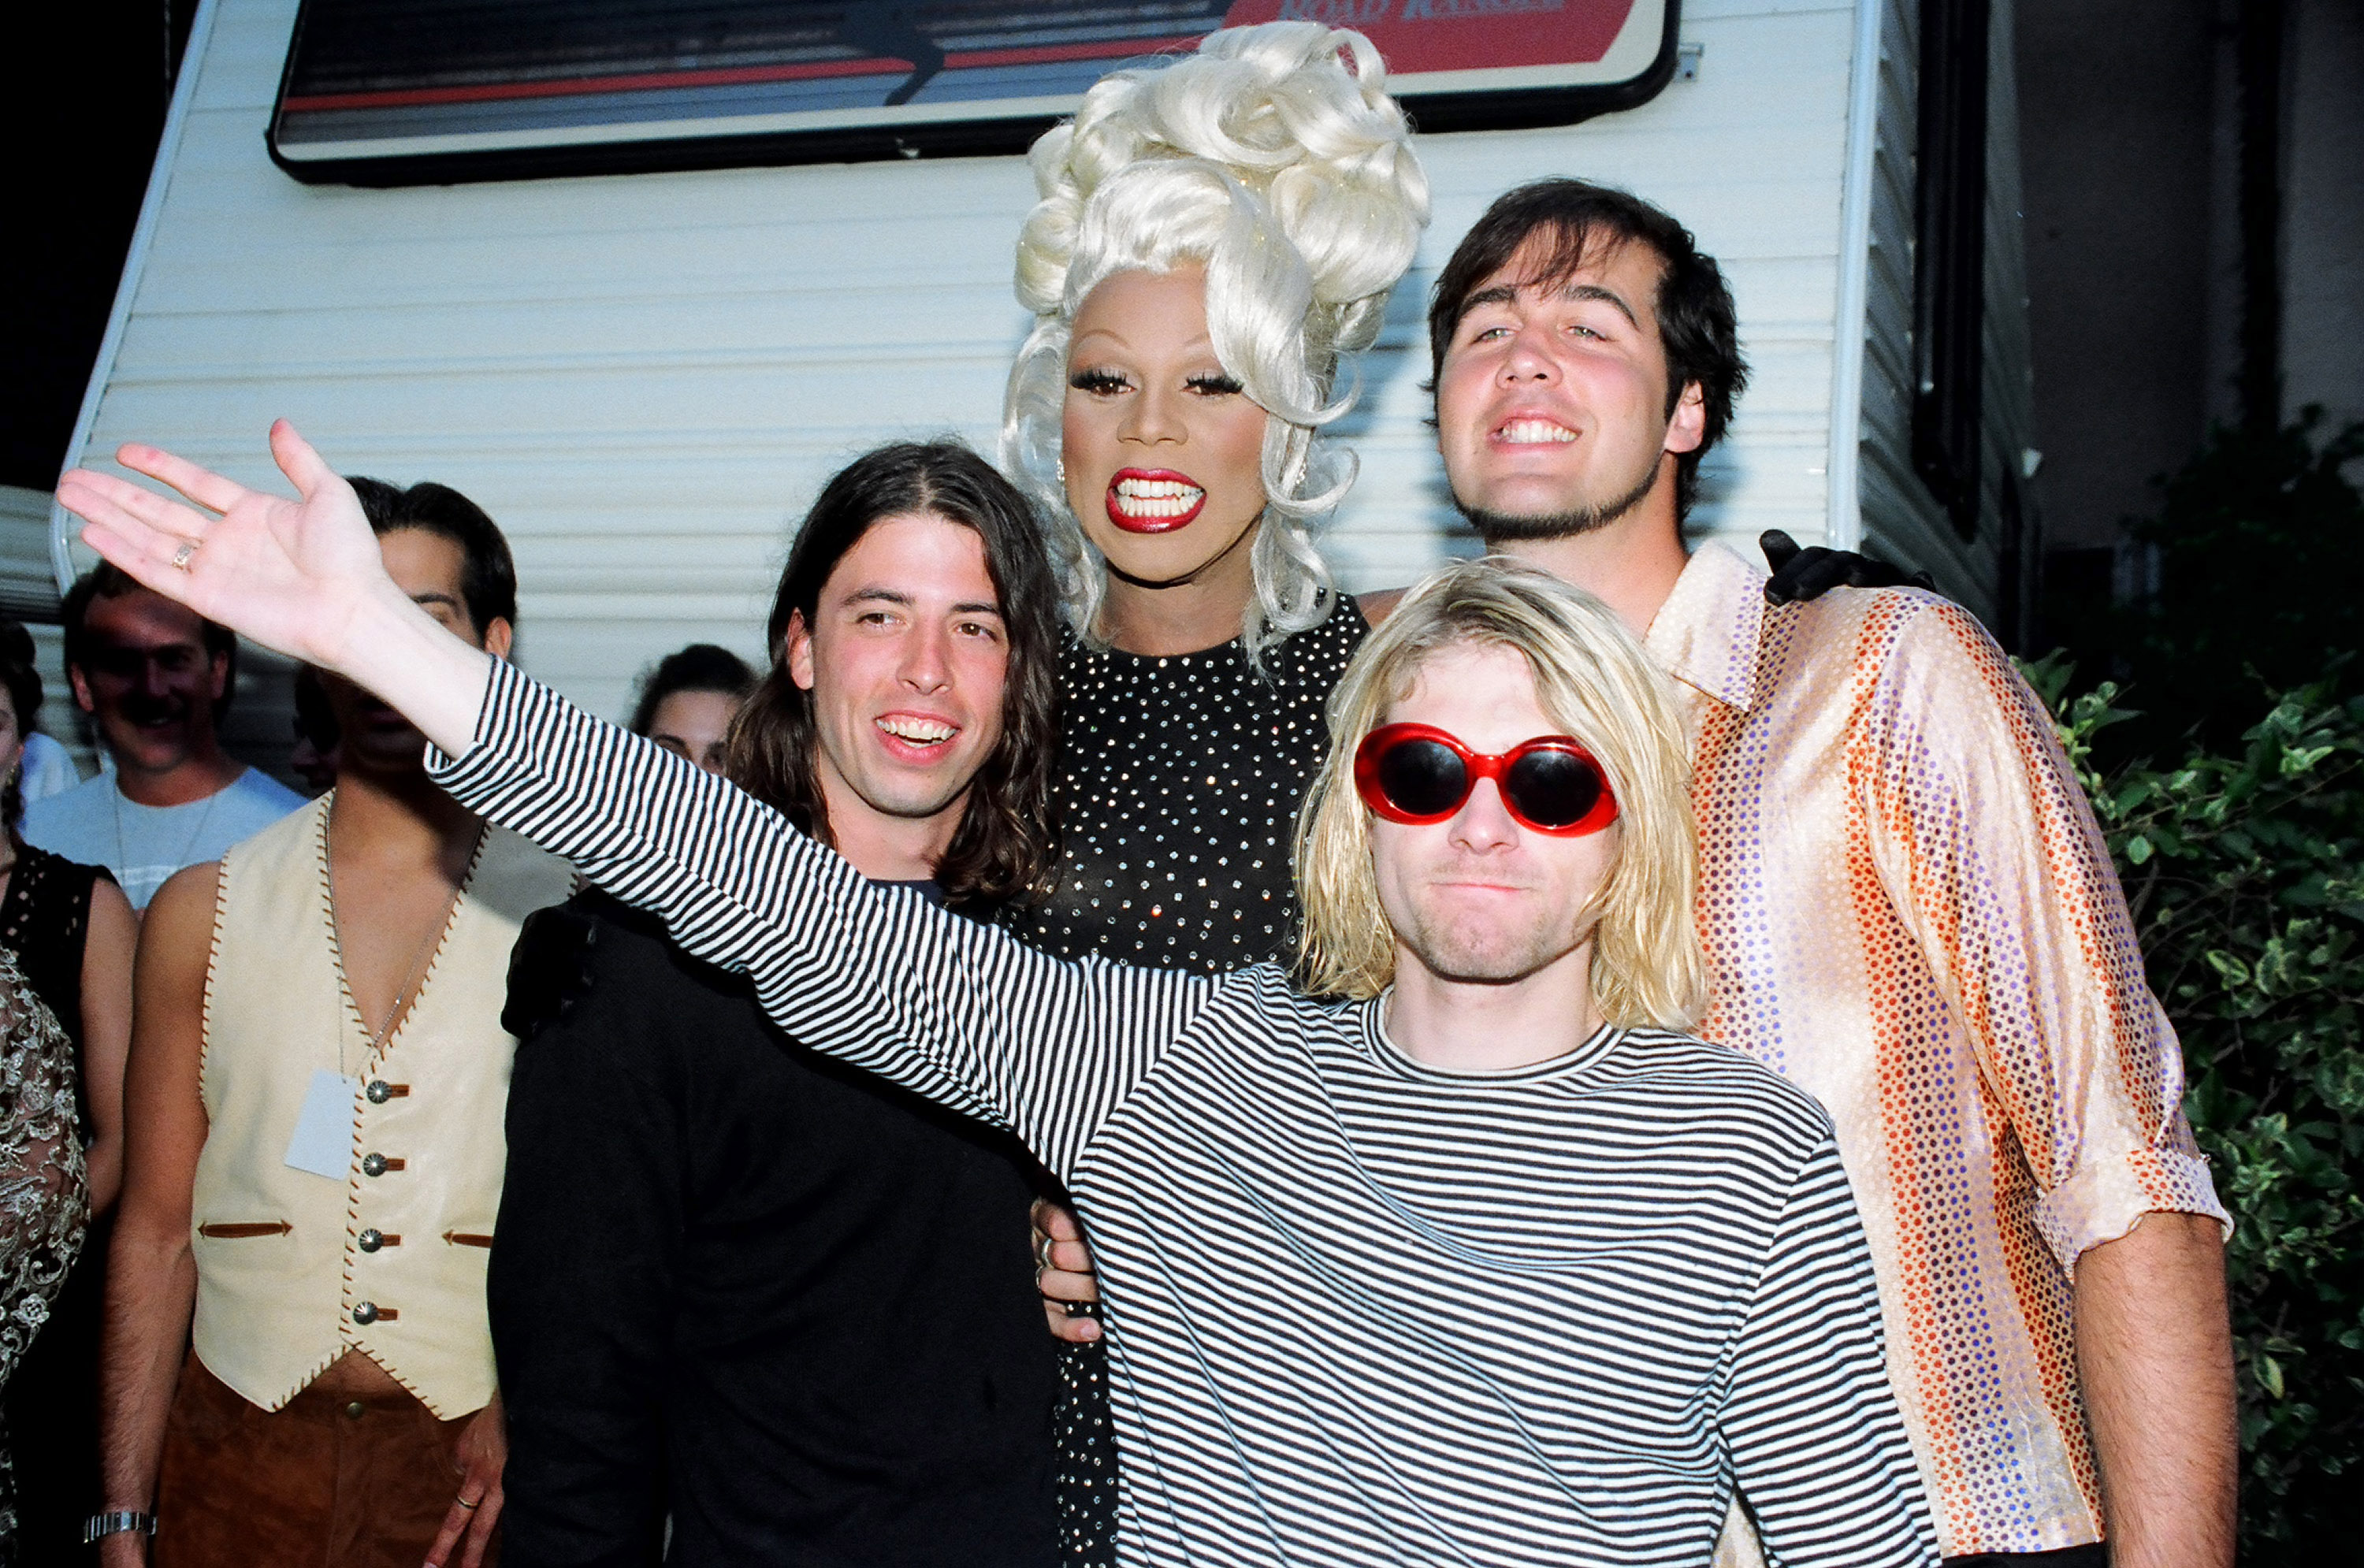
[991,23,1430,1559]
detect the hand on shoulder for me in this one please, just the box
[500,901,605,1042]
[1760,529,1935,606]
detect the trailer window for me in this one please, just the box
[269,0,1678,186]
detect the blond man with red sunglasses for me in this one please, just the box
[61,429,1937,1567]
[1298,565,1696,1020]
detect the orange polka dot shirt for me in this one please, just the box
[1645,544,2228,1557]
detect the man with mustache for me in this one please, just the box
[1411,177,2236,1568]
[26,567,303,909]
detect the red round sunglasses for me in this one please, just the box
[1352,723,1619,837]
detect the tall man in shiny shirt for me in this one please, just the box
[1403,179,2236,1568]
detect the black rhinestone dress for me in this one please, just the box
[1009,593,1367,1565]
[0,845,112,1566]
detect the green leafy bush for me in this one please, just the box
[2027,656,2364,1559]
[2086,409,2364,766]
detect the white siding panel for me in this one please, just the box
[0,487,95,771]
[1846,0,2032,630]
[72,0,1864,725]
[1850,0,1959,606]
[0,486,61,622]
[186,0,295,111]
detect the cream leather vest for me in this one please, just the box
[191,795,571,1417]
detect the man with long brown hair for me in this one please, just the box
[489,441,1072,1567]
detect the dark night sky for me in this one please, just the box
[2,2,195,491]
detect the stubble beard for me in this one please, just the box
[1399,902,1577,987]
[1454,453,1663,545]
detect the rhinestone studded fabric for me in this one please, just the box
[1011,593,1367,1566]
[1013,594,1368,977]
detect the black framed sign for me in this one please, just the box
[268,0,1678,185]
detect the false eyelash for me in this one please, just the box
[1069,368,1131,393]
[1187,374,1245,395]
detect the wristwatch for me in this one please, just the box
[83,1511,158,1545]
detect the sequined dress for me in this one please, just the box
[1009,593,1367,1564]
[0,846,113,1562]
[0,944,88,1567]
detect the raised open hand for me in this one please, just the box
[58,420,398,670]
[58,420,494,753]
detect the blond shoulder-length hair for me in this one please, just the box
[1295,558,1708,1028]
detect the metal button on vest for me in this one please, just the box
[343,1401,366,1421]
[352,1302,380,1325]
[366,1079,393,1104]
[358,1228,384,1253]
[362,1154,388,1177]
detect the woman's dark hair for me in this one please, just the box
[1427,179,1749,518]
[728,442,1062,908]
[628,645,758,736]
[0,619,45,832]
[345,477,519,637]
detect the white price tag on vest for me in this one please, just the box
[284,1070,359,1180]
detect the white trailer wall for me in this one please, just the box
[63,0,1879,722]
[1849,0,2035,630]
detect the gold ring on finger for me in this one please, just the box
[170,539,200,572]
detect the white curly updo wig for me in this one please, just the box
[999,22,1429,660]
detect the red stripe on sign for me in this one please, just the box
[282,58,913,113]
[280,35,1208,114]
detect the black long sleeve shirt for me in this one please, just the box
[491,895,1061,1568]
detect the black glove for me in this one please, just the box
[1760,529,1935,605]
[502,902,602,1041]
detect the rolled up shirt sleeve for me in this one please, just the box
[1856,599,2229,1275]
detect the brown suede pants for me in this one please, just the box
[152,1354,496,1568]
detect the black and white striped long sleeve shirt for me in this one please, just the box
[437,663,1940,1567]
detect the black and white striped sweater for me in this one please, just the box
[437,663,1939,1567]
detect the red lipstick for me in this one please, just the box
[1104,468,1208,534]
